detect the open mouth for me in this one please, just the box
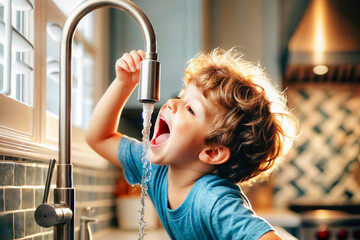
[151,116,170,146]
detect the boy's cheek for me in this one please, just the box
[175,118,198,131]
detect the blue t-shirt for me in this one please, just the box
[118,136,274,240]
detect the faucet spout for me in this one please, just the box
[57,1,160,239]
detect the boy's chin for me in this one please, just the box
[147,150,157,164]
[147,150,165,166]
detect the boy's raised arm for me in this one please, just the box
[85,50,145,166]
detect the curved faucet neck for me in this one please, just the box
[59,0,158,175]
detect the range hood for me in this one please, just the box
[285,0,360,84]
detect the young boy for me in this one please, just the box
[86,48,297,240]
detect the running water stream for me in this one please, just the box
[138,102,154,240]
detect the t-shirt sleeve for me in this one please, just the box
[211,194,274,240]
[117,135,144,185]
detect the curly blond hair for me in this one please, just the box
[184,48,298,184]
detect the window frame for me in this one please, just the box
[0,0,110,168]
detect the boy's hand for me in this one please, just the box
[87,49,145,166]
[115,50,146,86]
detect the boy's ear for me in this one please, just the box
[199,146,231,165]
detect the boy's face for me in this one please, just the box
[148,84,224,168]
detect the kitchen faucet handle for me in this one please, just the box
[42,158,56,204]
[85,206,94,216]
[34,158,72,228]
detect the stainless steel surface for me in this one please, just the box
[285,0,360,85]
[288,0,360,65]
[34,159,72,229]
[59,0,159,167]
[290,204,360,240]
[34,203,73,228]
[53,188,75,239]
[138,59,160,102]
[42,158,56,204]
[57,0,159,239]
[56,163,73,188]
[300,210,360,240]
[79,216,97,240]
[79,207,97,240]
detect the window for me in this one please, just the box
[0,0,34,139]
[45,22,95,130]
[43,1,108,153]
[0,0,33,105]
[0,0,109,166]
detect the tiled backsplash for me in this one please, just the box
[274,86,360,208]
[0,155,120,240]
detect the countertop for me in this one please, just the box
[94,228,170,240]
[259,209,301,228]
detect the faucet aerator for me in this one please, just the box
[138,58,161,103]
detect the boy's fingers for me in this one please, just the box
[116,58,131,73]
[116,50,145,75]
[138,49,146,60]
[130,50,142,70]
[122,52,137,72]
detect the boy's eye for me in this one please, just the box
[186,106,195,115]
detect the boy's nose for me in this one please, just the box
[166,99,177,113]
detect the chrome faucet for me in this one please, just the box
[79,207,97,240]
[34,1,160,239]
